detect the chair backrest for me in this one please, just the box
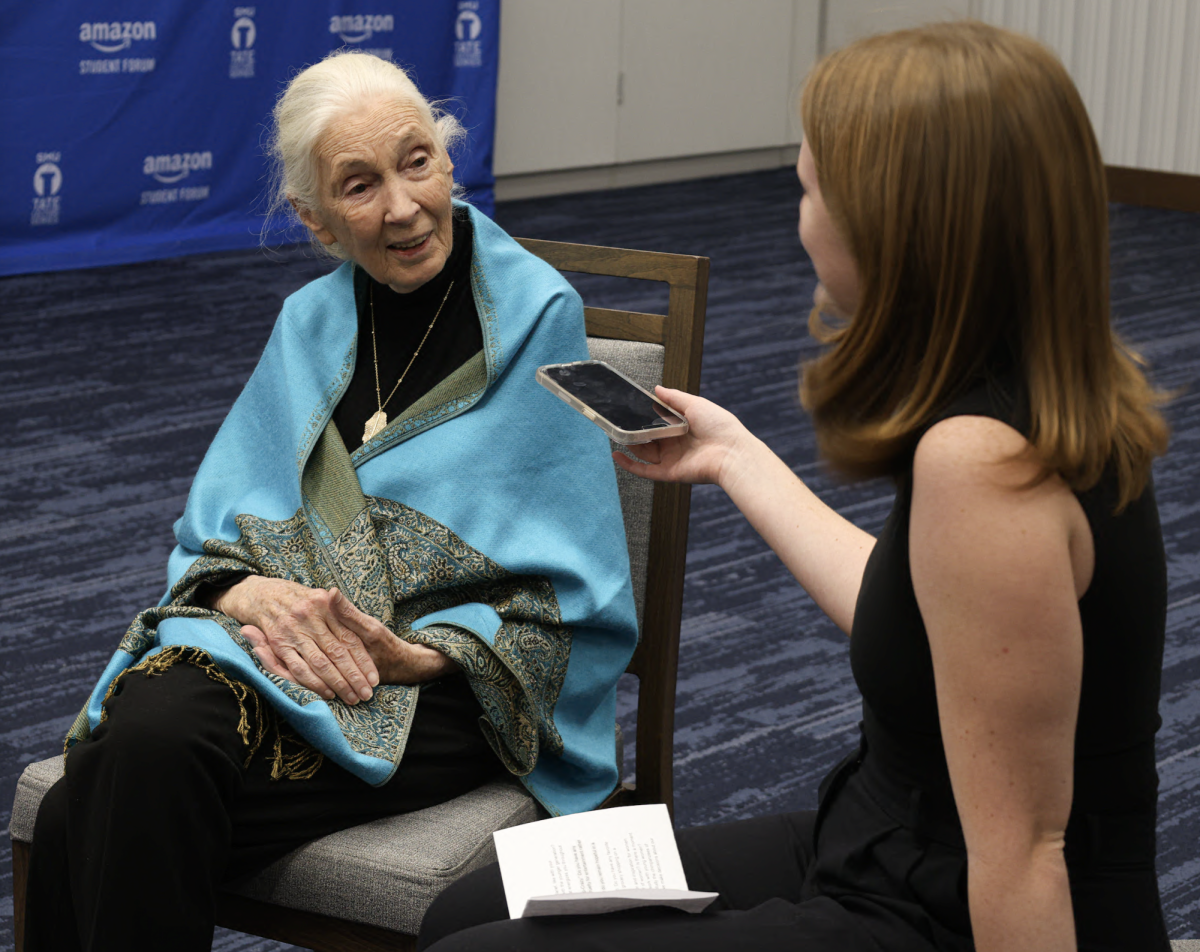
[515,238,709,816]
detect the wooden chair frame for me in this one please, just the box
[11,238,709,952]
[517,238,709,814]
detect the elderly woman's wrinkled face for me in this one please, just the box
[796,140,859,318]
[301,98,454,294]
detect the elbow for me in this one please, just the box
[966,835,1076,952]
[967,828,1069,888]
[967,812,1069,869]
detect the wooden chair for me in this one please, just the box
[8,238,710,952]
[515,238,708,812]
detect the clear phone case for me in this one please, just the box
[536,360,689,445]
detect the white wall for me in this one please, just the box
[493,1,622,174]
[493,0,1200,190]
[617,0,806,163]
[971,0,1200,176]
[494,0,821,178]
[822,0,969,51]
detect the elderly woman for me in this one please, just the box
[24,50,637,951]
[418,22,1170,952]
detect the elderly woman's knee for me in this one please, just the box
[80,663,246,772]
[31,775,69,855]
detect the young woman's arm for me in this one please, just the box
[910,414,1094,952]
[614,387,875,634]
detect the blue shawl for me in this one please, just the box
[67,204,639,817]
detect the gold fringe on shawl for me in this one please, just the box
[83,645,324,781]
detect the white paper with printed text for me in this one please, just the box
[493,803,719,918]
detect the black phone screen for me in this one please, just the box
[544,363,684,432]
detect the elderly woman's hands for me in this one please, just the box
[613,387,753,489]
[213,578,455,704]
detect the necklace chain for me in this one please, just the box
[363,278,455,444]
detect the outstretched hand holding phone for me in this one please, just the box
[616,385,874,636]
[610,387,752,488]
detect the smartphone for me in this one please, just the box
[536,360,689,445]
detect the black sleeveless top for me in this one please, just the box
[850,373,1166,848]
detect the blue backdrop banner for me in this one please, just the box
[1,1,498,277]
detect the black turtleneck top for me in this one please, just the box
[333,214,482,448]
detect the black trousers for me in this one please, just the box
[418,811,873,952]
[418,746,1173,952]
[25,662,502,952]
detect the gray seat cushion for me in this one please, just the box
[8,755,63,843]
[10,755,539,935]
[227,775,539,933]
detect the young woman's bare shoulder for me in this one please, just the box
[912,416,1085,615]
[911,414,1090,598]
[913,414,1042,496]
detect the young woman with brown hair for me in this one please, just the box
[418,21,1171,952]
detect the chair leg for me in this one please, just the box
[12,839,30,952]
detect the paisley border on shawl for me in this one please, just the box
[79,490,571,776]
[328,682,420,764]
[373,496,502,585]
[407,623,538,774]
[294,340,356,474]
[328,506,395,619]
[470,251,502,385]
[369,496,571,762]
[228,512,330,587]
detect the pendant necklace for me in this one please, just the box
[362,278,455,444]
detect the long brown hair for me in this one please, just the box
[799,21,1167,508]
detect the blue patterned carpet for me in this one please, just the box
[2,167,1200,948]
